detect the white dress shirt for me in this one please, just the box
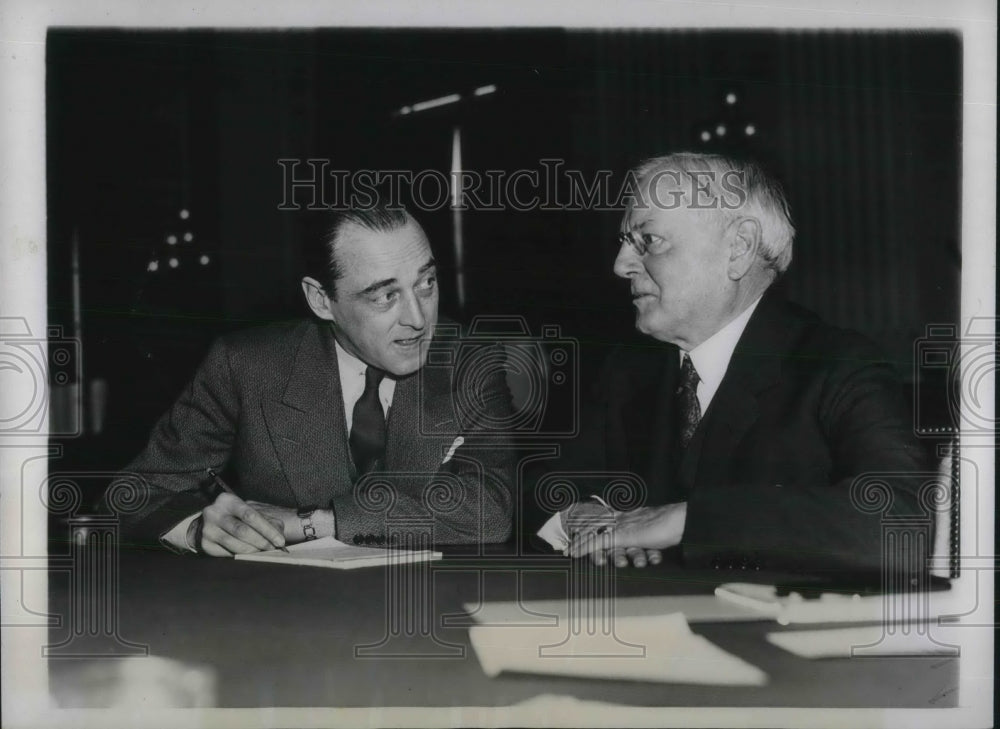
[685,295,762,417]
[161,339,396,552]
[536,295,763,552]
[334,341,396,430]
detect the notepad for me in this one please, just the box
[234,536,441,569]
[469,612,767,685]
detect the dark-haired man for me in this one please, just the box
[110,204,515,555]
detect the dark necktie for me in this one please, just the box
[675,353,702,449]
[350,366,386,478]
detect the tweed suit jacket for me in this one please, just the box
[110,318,516,549]
[535,291,930,574]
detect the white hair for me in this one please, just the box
[630,152,795,275]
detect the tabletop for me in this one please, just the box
[46,544,958,709]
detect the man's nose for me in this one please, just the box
[613,241,641,279]
[398,291,426,330]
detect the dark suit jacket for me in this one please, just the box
[533,291,929,574]
[109,318,516,548]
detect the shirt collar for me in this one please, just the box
[684,295,763,394]
[334,339,369,381]
[334,338,397,417]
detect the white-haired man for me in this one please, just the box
[538,152,927,575]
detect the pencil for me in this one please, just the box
[206,468,290,553]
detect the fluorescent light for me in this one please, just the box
[411,93,461,113]
[473,84,497,96]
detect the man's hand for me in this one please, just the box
[590,547,664,569]
[560,499,616,537]
[567,502,688,567]
[188,492,288,556]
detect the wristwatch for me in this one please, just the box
[297,506,318,541]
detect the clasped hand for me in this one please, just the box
[562,501,688,568]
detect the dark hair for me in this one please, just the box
[302,202,413,298]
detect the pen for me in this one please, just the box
[206,468,289,553]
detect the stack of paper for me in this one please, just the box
[234,536,441,570]
[767,626,959,658]
[715,582,956,625]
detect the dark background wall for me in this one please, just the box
[46,29,961,469]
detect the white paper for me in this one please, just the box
[469,612,767,685]
[234,536,441,570]
[766,626,958,659]
[463,595,767,626]
[716,582,959,626]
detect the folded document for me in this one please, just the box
[234,536,441,569]
[469,611,767,685]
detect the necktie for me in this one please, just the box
[350,366,386,477]
[675,354,702,449]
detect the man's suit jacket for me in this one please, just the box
[110,318,516,548]
[538,291,929,574]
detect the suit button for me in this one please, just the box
[353,535,363,545]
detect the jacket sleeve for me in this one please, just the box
[102,337,239,549]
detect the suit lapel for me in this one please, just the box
[385,361,457,474]
[687,292,791,492]
[261,321,354,507]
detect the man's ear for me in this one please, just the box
[301,276,336,321]
[727,217,762,280]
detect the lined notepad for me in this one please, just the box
[234,536,441,570]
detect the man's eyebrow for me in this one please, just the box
[354,259,437,297]
[355,277,398,297]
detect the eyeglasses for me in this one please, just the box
[617,229,668,257]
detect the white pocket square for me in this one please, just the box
[441,436,465,464]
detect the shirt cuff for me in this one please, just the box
[536,511,570,553]
[160,512,201,554]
